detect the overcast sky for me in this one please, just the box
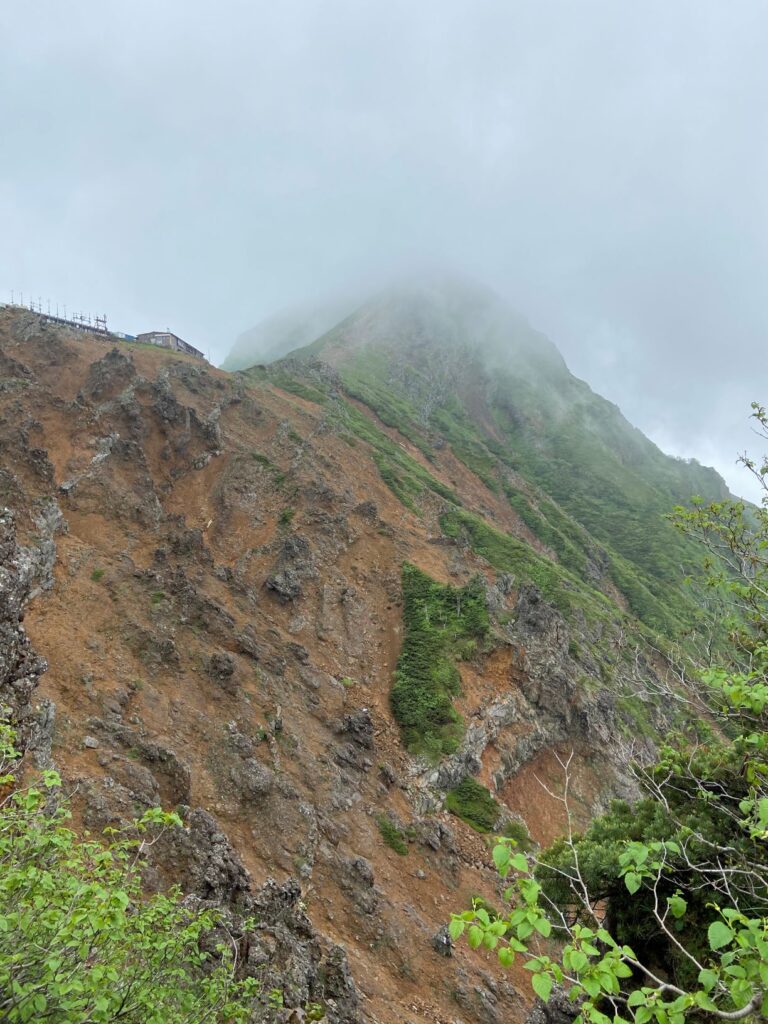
[1,1,767,498]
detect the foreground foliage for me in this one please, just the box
[0,723,258,1024]
[451,406,768,1022]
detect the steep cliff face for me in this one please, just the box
[0,302,706,1023]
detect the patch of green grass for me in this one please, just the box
[150,591,166,606]
[377,816,409,856]
[503,819,533,849]
[251,452,272,466]
[330,399,459,512]
[268,372,328,405]
[90,568,105,582]
[340,350,435,459]
[445,777,501,833]
[278,507,295,526]
[391,563,489,760]
[616,692,657,741]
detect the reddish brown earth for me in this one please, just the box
[0,308,626,1023]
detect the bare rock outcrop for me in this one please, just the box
[0,507,49,751]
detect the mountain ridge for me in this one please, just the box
[245,278,728,639]
[0,298,724,1023]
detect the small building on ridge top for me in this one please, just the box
[136,330,205,360]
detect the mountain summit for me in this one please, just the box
[246,277,728,635]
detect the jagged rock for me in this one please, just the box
[333,742,369,770]
[208,650,235,679]
[353,500,378,520]
[288,641,310,663]
[207,653,238,694]
[168,523,211,562]
[78,347,136,402]
[235,625,260,658]
[339,856,378,915]
[27,698,55,768]
[336,708,374,749]
[231,756,274,801]
[167,567,234,635]
[28,498,66,596]
[486,572,516,612]
[155,807,253,906]
[126,626,179,667]
[432,925,453,957]
[266,534,316,603]
[266,567,304,603]
[152,821,361,1022]
[0,508,48,746]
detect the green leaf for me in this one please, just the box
[624,872,642,895]
[534,917,552,938]
[493,845,510,871]
[693,992,717,1012]
[581,976,601,999]
[708,921,734,951]
[667,895,687,919]
[498,946,515,968]
[532,973,553,1002]
[570,950,589,972]
[468,925,483,949]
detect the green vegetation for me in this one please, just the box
[278,506,295,526]
[251,452,272,466]
[505,486,591,576]
[339,349,436,460]
[239,288,732,648]
[329,398,458,512]
[150,591,166,605]
[90,567,105,582]
[440,506,616,626]
[391,564,489,760]
[491,383,724,634]
[503,819,533,849]
[266,370,327,405]
[449,412,768,1024]
[284,301,727,640]
[445,777,501,833]
[0,723,259,1023]
[377,816,409,856]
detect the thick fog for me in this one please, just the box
[1,1,766,497]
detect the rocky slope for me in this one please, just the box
[0,297,714,1022]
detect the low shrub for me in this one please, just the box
[445,777,501,833]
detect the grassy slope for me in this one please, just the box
[243,283,728,643]
[328,340,725,638]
